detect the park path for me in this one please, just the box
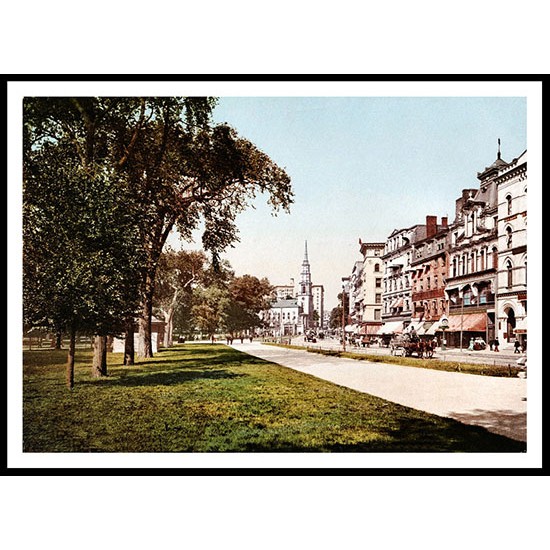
[230,341,528,442]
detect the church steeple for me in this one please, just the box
[497,138,501,160]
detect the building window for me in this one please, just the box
[463,289,471,306]
[375,293,381,304]
[506,194,512,215]
[468,213,474,236]
[374,263,380,272]
[506,226,513,248]
[427,277,431,290]
[374,309,381,320]
[507,260,513,288]
[375,278,382,288]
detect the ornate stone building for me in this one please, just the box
[381,223,428,334]
[352,240,385,336]
[496,150,527,349]
[444,147,505,348]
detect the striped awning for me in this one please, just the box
[359,324,383,335]
[446,313,487,332]
[380,320,404,334]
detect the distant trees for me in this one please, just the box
[23,96,293,387]
[226,275,273,337]
[329,292,349,330]
[155,251,273,343]
[153,249,209,348]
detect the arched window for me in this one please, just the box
[492,247,498,269]
[374,263,380,272]
[506,194,512,215]
[506,226,513,248]
[480,249,485,271]
[506,260,513,288]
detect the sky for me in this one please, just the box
[171,94,528,310]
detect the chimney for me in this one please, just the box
[426,215,437,238]
[441,216,448,228]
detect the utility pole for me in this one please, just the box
[341,277,349,352]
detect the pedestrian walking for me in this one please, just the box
[514,340,521,353]
[468,338,474,351]
[493,338,500,352]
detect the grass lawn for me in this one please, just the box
[23,344,526,453]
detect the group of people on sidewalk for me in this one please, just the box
[465,336,526,353]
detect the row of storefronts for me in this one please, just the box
[344,146,527,351]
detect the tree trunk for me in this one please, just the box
[138,291,153,358]
[124,317,135,365]
[55,330,63,349]
[66,326,76,390]
[92,335,108,377]
[162,307,175,348]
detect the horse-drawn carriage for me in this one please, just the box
[390,333,436,358]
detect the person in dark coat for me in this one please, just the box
[493,338,500,352]
[514,340,521,353]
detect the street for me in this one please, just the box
[283,335,526,369]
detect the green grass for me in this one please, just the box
[23,344,525,453]
[265,343,524,377]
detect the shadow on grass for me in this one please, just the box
[98,368,246,387]
[209,415,527,453]
[83,346,265,387]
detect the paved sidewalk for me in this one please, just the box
[230,341,527,442]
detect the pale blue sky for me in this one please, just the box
[195,96,526,310]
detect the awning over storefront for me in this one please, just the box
[358,324,383,335]
[379,320,404,334]
[447,313,487,332]
[423,321,438,335]
[514,318,527,334]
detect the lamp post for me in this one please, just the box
[341,278,349,352]
[440,315,449,351]
[341,289,346,352]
